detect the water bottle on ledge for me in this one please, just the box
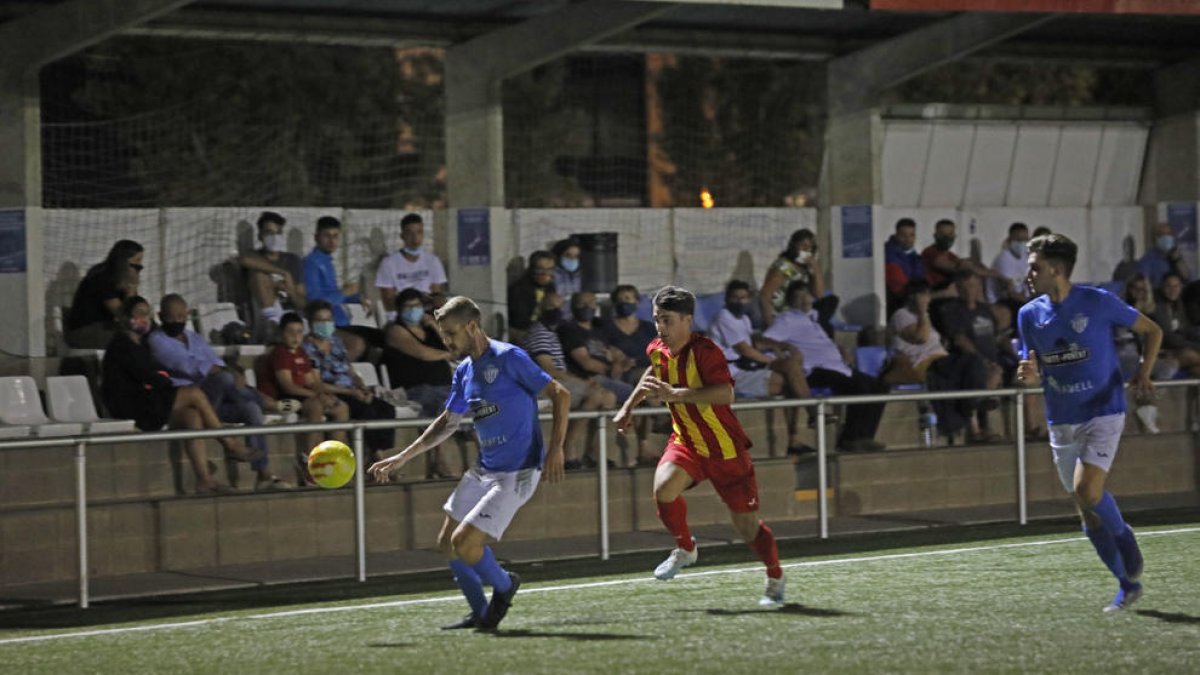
[918,403,937,448]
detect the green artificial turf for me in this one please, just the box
[2,523,1198,674]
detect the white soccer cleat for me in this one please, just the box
[1103,583,1143,613]
[654,538,698,580]
[759,573,786,607]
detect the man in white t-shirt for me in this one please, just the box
[764,280,886,452]
[375,213,448,319]
[988,222,1031,305]
[707,280,813,452]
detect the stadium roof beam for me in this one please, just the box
[0,0,194,359]
[444,0,672,208]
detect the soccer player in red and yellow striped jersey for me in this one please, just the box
[613,286,785,606]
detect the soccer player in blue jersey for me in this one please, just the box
[1017,234,1161,612]
[369,296,570,630]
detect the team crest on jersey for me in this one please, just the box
[483,365,499,384]
[1071,313,1088,334]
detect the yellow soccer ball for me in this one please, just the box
[307,440,356,489]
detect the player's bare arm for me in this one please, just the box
[369,410,462,481]
[614,366,654,432]
[541,378,571,483]
[1016,349,1040,388]
[1129,312,1163,399]
[645,379,734,406]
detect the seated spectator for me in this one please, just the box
[708,279,814,453]
[1138,223,1191,288]
[561,289,657,468]
[65,239,144,349]
[887,279,992,444]
[603,284,657,385]
[933,270,1004,442]
[921,218,997,292]
[374,212,448,321]
[1152,272,1200,376]
[760,228,838,333]
[884,218,925,318]
[304,300,398,465]
[102,295,258,495]
[303,215,384,361]
[990,301,1046,440]
[507,250,556,342]
[764,280,887,452]
[256,312,351,482]
[1032,226,1052,238]
[238,211,305,341]
[382,288,456,478]
[1111,235,1139,290]
[523,292,616,469]
[552,237,584,300]
[988,222,1031,308]
[149,293,293,491]
[1120,274,1165,433]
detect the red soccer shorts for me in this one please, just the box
[660,441,759,513]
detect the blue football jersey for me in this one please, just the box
[1017,285,1139,425]
[445,339,552,472]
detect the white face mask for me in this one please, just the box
[263,233,286,253]
[796,250,812,264]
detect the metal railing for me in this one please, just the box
[1,378,1194,608]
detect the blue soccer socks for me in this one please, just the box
[472,546,514,594]
[449,559,487,618]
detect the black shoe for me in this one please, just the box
[563,459,583,472]
[441,613,479,630]
[478,572,521,630]
[786,444,817,457]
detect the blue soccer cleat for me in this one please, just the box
[1103,582,1143,613]
[654,538,698,580]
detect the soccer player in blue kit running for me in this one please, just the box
[1017,234,1162,612]
[370,296,570,630]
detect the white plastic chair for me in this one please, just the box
[195,302,243,344]
[50,305,106,360]
[239,370,296,425]
[0,376,84,437]
[379,363,392,390]
[46,375,136,433]
[374,298,390,327]
[346,303,375,328]
[0,423,31,439]
[351,361,380,388]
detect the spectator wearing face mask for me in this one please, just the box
[922,218,998,292]
[602,284,657,383]
[552,237,584,300]
[759,228,833,329]
[375,212,448,320]
[1137,223,1191,289]
[884,218,925,318]
[988,222,1031,308]
[239,211,306,339]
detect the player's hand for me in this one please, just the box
[368,451,410,483]
[1016,350,1040,387]
[1130,372,1157,401]
[613,407,633,433]
[543,447,565,483]
[640,376,675,402]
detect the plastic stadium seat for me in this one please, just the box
[46,376,136,434]
[0,423,31,439]
[347,303,375,328]
[352,362,380,388]
[0,376,84,437]
[379,363,392,390]
[195,302,243,344]
[855,346,889,378]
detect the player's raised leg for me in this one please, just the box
[653,460,699,580]
[1071,459,1143,612]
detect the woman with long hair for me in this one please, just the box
[65,239,145,348]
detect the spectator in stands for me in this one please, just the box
[1031,226,1052,238]
[65,239,144,349]
[934,270,1004,442]
[921,218,996,292]
[1138,223,1191,288]
[884,218,925,318]
[102,295,258,494]
[304,299,398,465]
[552,237,584,299]
[560,291,635,402]
[764,280,886,452]
[1120,274,1165,433]
[760,228,837,332]
[1111,235,1139,289]
[887,279,992,444]
[303,215,383,361]
[988,222,1031,307]
[256,311,351,482]
[990,300,1046,440]
[382,288,456,478]
[603,284,657,384]
[375,212,448,320]
[708,279,814,453]
[1152,272,1200,376]
[148,293,293,491]
[238,211,305,341]
[507,250,556,342]
[523,291,617,470]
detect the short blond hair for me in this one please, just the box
[434,296,482,325]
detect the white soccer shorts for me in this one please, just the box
[443,465,541,540]
[1047,412,1124,492]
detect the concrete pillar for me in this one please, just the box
[0,0,194,358]
[1144,55,1200,203]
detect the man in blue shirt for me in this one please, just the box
[303,215,382,361]
[1135,222,1191,288]
[149,294,291,490]
[1017,233,1163,613]
[369,296,570,631]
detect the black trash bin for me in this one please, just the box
[577,232,618,294]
